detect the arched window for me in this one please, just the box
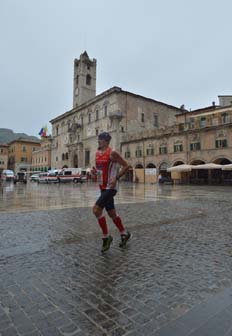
[62,153,65,160]
[86,75,91,85]
[66,153,69,160]
[104,105,108,117]
[103,101,109,117]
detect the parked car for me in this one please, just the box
[1,169,14,182]
[30,173,40,182]
[38,172,58,184]
[14,172,27,184]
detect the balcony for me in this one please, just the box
[109,110,123,120]
[68,123,83,133]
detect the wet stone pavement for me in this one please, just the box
[1,182,232,335]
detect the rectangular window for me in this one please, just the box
[174,144,183,152]
[85,150,90,166]
[146,148,154,156]
[159,147,167,154]
[141,113,144,122]
[200,117,206,128]
[104,105,107,117]
[215,139,227,148]
[22,146,26,152]
[222,113,229,124]
[153,114,159,127]
[88,114,91,124]
[190,142,201,151]
[189,118,195,129]
[96,110,99,121]
[125,151,130,158]
[135,150,142,158]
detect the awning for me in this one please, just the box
[192,163,223,170]
[222,164,232,171]
[167,164,193,172]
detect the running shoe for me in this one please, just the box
[119,232,132,248]
[101,235,113,252]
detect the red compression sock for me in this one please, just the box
[113,215,125,234]
[98,216,108,236]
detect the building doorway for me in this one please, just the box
[73,154,78,168]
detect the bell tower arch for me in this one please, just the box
[73,51,96,107]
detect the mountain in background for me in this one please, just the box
[0,128,40,144]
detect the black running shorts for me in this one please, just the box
[96,189,117,211]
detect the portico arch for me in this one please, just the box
[213,157,231,165]
[135,163,143,168]
[134,163,144,183]
[158,161,171,178]
[173,160,185,167]
[146,163,156,168]
[190,159,205,165]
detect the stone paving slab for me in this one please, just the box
[154,287,232,336]
[1,186,232,335]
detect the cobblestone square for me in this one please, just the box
[1,182,232,335]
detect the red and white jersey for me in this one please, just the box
[95,147,119,190]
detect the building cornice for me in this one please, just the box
[121,123,232,145]
[50,87,181,124]
[8,138,41,145]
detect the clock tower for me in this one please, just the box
[73,51,96,107]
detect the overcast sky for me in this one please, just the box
[1,0,232,137]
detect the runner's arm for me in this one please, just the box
[110,150,129,180]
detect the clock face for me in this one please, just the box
[75,88,79,95]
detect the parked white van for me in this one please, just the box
[57,168,84,183]
[1,169,15,182]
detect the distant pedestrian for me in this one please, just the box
[93,132,132,252]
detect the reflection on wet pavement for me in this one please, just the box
[1,182,232,335]
[1,181,231,213]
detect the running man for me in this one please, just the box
[93,132,132,252]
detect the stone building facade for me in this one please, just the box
[50,52,181,170]
[31,136,52,172]
[121,100,232,183]
[8,138,41,172]
[0,144,9,172]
